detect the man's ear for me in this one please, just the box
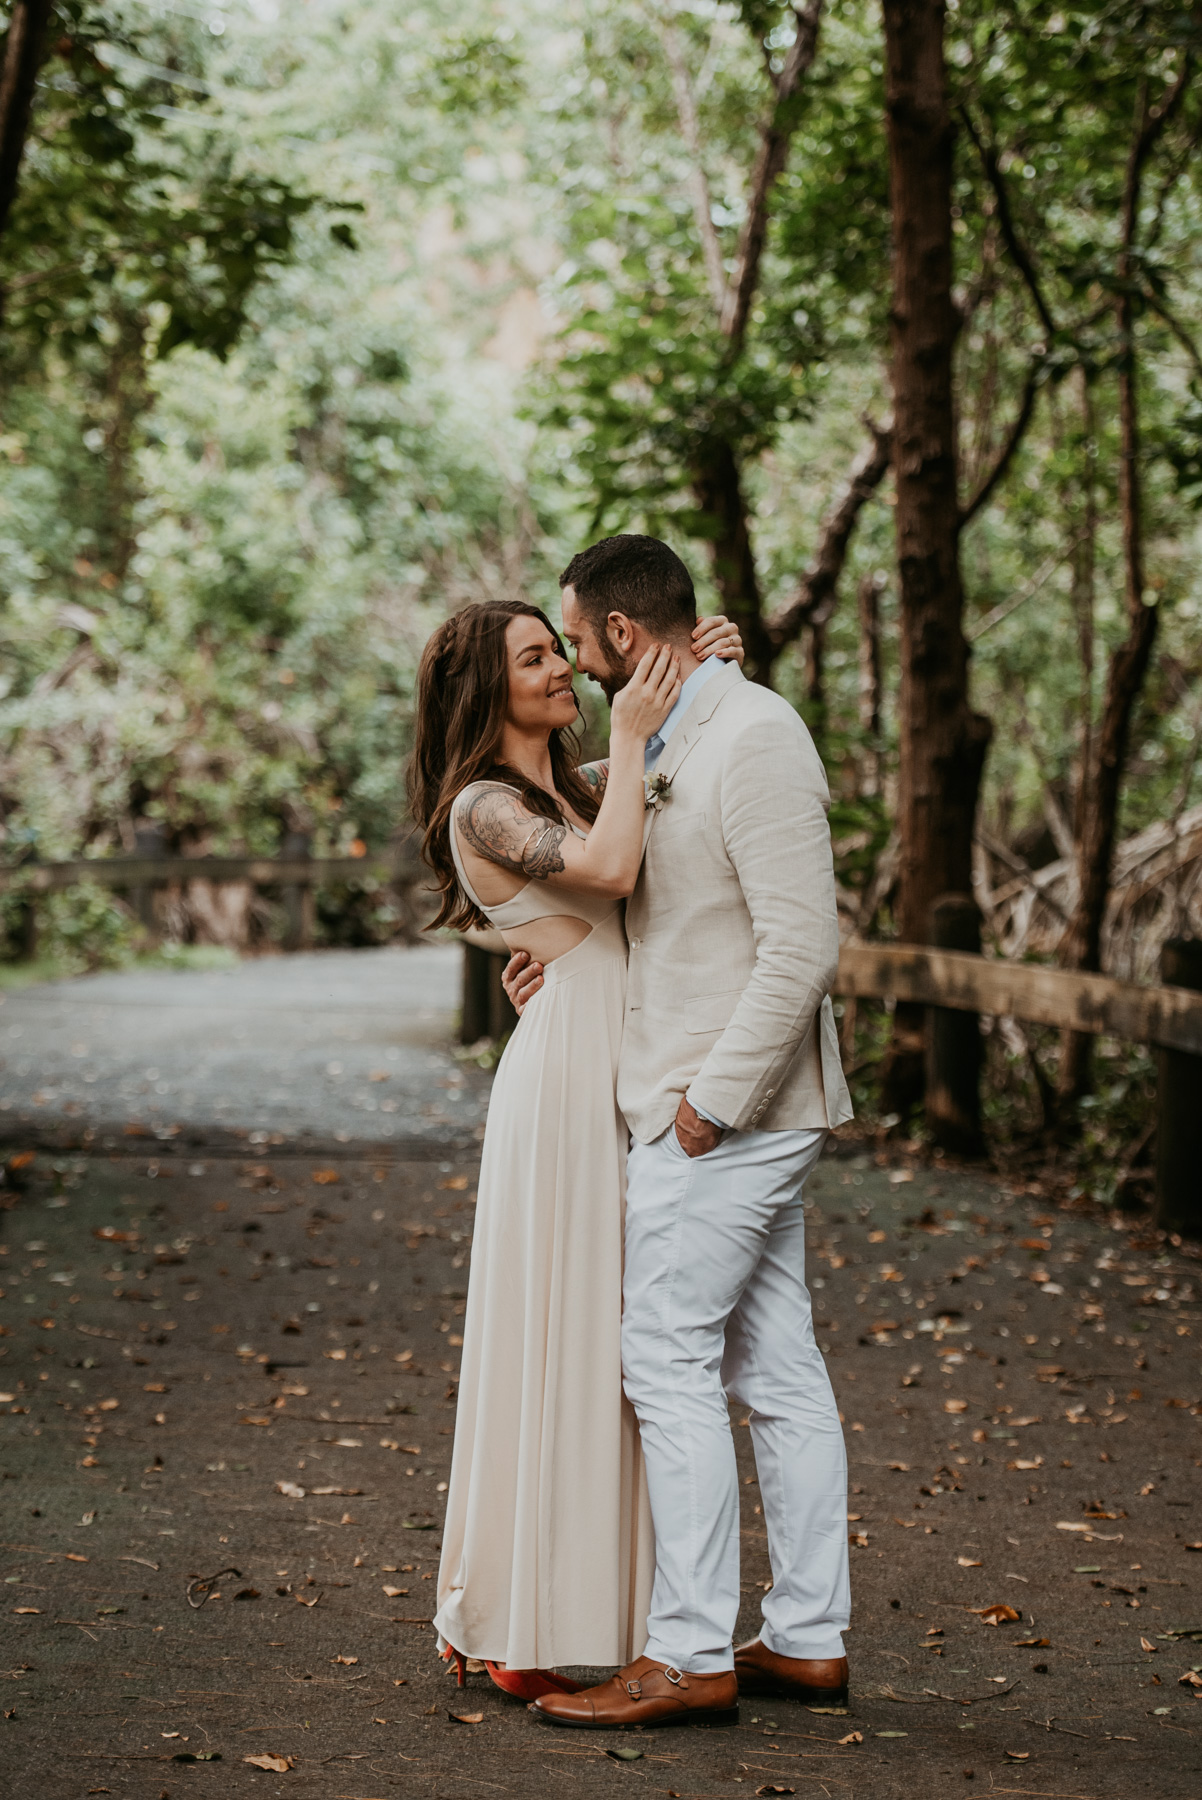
[605,611,637,656]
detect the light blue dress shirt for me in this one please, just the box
[643,655,728,1132]
[644,656,721,771]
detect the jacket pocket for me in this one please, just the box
[683,987,743,1034]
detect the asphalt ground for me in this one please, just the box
[0,946,488,1152]
[2,1131,1201,1800]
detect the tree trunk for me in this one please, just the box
[1055,69,1190,1115]
[1057,309,1158,1107]
[857,569,884,797]
[691,435,774,680]
[880,0,991,1113]
[0,0,53,246]
[1057,370,1099,1109]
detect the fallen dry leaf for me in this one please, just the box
[943,1400,968,1415]
[1004,1750,1030,1762]
[448,1710,484,1724]
[244,1753,293,1772]
[838,1730,863,1745]
[382,1586,406,1599]
[957,1557,983,1568]
[1014,1637,1050,1648]
[970,1603,1021,1626]
[311,1169,340,1185]
[439,1176,469,1190]
[332,1655,358,1665]
[1140,1638,1157,1653]
[1007,1458,1043,1471]
[755,1787,796,1797]
[275,1481,305,1499]
[295,1592,321,1608]
[12,1608,40,1616]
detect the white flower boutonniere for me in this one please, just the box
[644,771,673,812]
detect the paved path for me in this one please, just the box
[0,947,489,1150]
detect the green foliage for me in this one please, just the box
[5,2,322,367]
[2,0,1201,1007]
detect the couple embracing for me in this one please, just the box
[408,533,853,1730]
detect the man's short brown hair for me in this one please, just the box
[560,534,696,638]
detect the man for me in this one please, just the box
[503,533,853,1729]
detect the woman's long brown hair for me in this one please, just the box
[407,601,601,932]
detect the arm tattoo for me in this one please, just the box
[521,819,568,878]
[580,759,610,793]
[457,784,567,881]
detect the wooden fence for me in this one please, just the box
[0,849,420,955]
[463,928,1202,1238]
[4,856,1198,1234]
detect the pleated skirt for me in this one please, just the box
[433,913,653,1668]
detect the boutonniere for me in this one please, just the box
[644,772,673,812]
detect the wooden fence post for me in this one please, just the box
[1154,937,1202,1239]
[461,943,519,1044]
[13,858,39,962]
[281,831,313,951]
[130,820,167,936]
[461,942,491,1044]
[925,893,985,1156]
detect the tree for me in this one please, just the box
[540,0,891,686]
[879,0,991,1123]
[0,0,52,241]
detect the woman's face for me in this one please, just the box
[504,615,577,734]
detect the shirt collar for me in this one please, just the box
[654,656,721,749]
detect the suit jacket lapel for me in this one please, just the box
[643,661,743,842]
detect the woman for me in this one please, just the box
[407,598,742,1699]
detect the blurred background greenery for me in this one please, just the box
[3,0,1200,1191]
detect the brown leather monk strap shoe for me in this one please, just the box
[530,1655,739,1730]
[733,1638,849,1706]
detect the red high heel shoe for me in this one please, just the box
[441,1644,583,1702]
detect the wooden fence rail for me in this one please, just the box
[0,852,413,894]
[4,857,1196,1233]
[835,941,1202,1056]
[463,931,1202,1238]
[0,850,419,955]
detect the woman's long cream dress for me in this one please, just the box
[433,811,653,1669]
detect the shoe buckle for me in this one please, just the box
[625,1679,642,1698]
[663,1666,684,1686]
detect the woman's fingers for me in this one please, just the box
[631,642,665,685]
[693,614,743,660]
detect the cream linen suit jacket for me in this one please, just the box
[616,660,852,1145]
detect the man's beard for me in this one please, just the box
[596,642,635,704]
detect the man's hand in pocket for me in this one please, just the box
[674,1095,723,1159]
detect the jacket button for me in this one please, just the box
[629,937,642,949]
[765,1088,775,1098]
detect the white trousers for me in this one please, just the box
[622,1124,850,1673]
